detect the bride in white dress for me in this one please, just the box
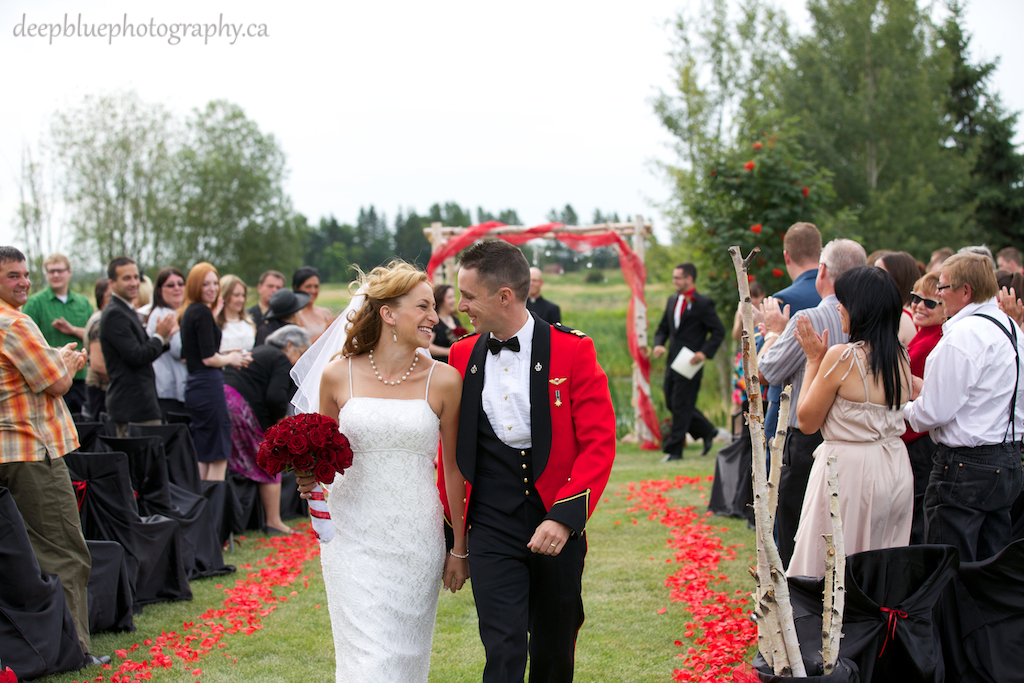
[292,262,469,683]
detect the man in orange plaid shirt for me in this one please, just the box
[0,246,108,668]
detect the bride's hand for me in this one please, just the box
[442,553,470,594]
[296,473,317,500]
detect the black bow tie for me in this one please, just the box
[487,336,520,355]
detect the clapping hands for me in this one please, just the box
[793,315,828,364]
[998,287,1024,328]
[58,342,87,374]
[760,296,790,335]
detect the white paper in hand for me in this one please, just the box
[670,346,704,379]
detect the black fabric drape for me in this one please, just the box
[279,470,309,521]
[0,486,85,679]
[96,435,233,579]
[937,538,1024,683]
[86,539,135,633]
[71,420,106,453]
[708,405,754,523]
[228,472,266,531]
[64,451,192,608]
[128,423,202,495]
[201,480,245,544]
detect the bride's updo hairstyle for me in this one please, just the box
[340,260,429,357]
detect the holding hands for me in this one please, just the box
[793,315,829,364]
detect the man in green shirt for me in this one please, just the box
[22,253,93,413]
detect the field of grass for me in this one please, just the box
[44,442,757,683]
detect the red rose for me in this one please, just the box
[802,186,810,197]
[287,433,309,455]
[772,268,784,277]
[293,451,316,472]
[333,442,354,471]
[750,223,762,234]
[743,161,755,171]
[258,446,286,475]
[309,428,327,449]
[314,459,337,485]
[752,142,763,150]
[453,326,468,338]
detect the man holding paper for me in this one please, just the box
[652,263,725,461]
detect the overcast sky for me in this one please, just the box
[1,0,1021,255]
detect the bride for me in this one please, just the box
[292,261,469,682]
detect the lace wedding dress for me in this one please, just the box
[319,360,444,682]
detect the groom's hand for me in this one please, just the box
[527,520,571,556]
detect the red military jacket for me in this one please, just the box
[438,315,616,537]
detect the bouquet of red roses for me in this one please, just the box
[257,413,353,484]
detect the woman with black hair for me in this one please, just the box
[292,266,336,343]
[786,265,914,577]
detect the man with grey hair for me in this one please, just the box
[757,238,867,567]
[958,245,996,270]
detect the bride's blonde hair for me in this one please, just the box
[336,260,429,357]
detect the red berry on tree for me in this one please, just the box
[744,161,755,171]
[802,186,810,197]
[772,268,784,277]
[750,223,762,234]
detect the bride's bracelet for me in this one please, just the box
[449,549,469,559]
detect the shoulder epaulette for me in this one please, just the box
[457,332,478,342]
[552,322,587,338]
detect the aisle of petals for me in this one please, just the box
[625,476,758,683]
[74,527,321,683]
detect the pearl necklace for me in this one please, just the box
[368,350,418,386]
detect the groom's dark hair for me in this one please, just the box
[459,241,530,302]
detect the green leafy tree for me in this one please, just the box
[50,91,178,268]
[427,202,472,227]
[175,100,306,281]
[306,215,360,282]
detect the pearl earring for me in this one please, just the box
[392,326,398,343]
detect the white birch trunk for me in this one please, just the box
[821,453,846,674]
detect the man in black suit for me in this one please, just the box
[99,257,177,436]
[652,262,725,461]
[526,266,561,324]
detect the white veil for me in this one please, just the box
[289,285,367,414]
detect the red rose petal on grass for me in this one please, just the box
[657,608,668,614]
[743,161,755,171]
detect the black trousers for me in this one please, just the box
[905,434,938,545]
[775,428,823,569]
[468,501,586,683]
[662,368,716,456]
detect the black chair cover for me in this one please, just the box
[776,545,959,683]
[279,470,310,521]
[0,487,85,678]
[64,451,192,608]
[97,435,233,579]
[98,411,116,437]
[708,419,754,523]
[72,421,106,453]
[86,540,135,633]
[201,480,245,544]
[228,472,266,531]
[937,538,1024,683]
[166,411,191,425]
[128,423,202,495]
[752,654,860,682]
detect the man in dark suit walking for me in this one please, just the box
[651,262,725,461]
[439,241,616,683]
[99,257,177,436]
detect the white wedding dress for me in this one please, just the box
[319,359,445,682]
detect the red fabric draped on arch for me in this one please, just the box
[426,221,660,449]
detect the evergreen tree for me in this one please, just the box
[355,205,393,270]
[393,209,431,267]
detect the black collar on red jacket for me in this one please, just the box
[456,312,553,486]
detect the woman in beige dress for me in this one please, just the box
[787,265,914,577]
[293,266,337,343]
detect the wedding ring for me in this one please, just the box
[550,543,557,548]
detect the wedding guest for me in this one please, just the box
[22,253,93,413]
[292,266,336,343]
[179,263,250,481]
[651,262,726,461]
[248,270,285,327]
[223,324,310,536]
[101,257,177,436]
[134,274,154,320]
[429,283,466,361]
[0,247,110,667]
[959,245,996,270]
[875,251,919,345]
[997,247,1023,274]
[216,275,257,353]
[787,265,913,577]
[254,288,309,346]
[526,267,561,324]
[82,278,111,420]
[902,272,945,544]
[758,238,866,567]
[147,268,189,421]
[905,253,1024,562]
[996,270,1024,295]
[927,247,954,273]
[732,280,765,342]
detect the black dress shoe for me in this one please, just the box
[700,436,715,457]
[660,454,682,462]
[263,526,293,537]
[82,654,111,668]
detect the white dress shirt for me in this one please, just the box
[904,298,1024,447]
[482,314,534,448]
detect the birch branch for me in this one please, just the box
[768,385,791,530]
[821,453,846,674]
[822,534,835,665]
[729,246,806,678]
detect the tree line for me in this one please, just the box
[13,90,623,285]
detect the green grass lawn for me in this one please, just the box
[46,442,756,683]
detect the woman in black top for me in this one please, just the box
[179,262,250,481]
[428,283,465,362]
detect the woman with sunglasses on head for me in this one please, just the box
[147,267,190,421]
[901,271,946,543]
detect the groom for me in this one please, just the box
[438,240,616,683]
